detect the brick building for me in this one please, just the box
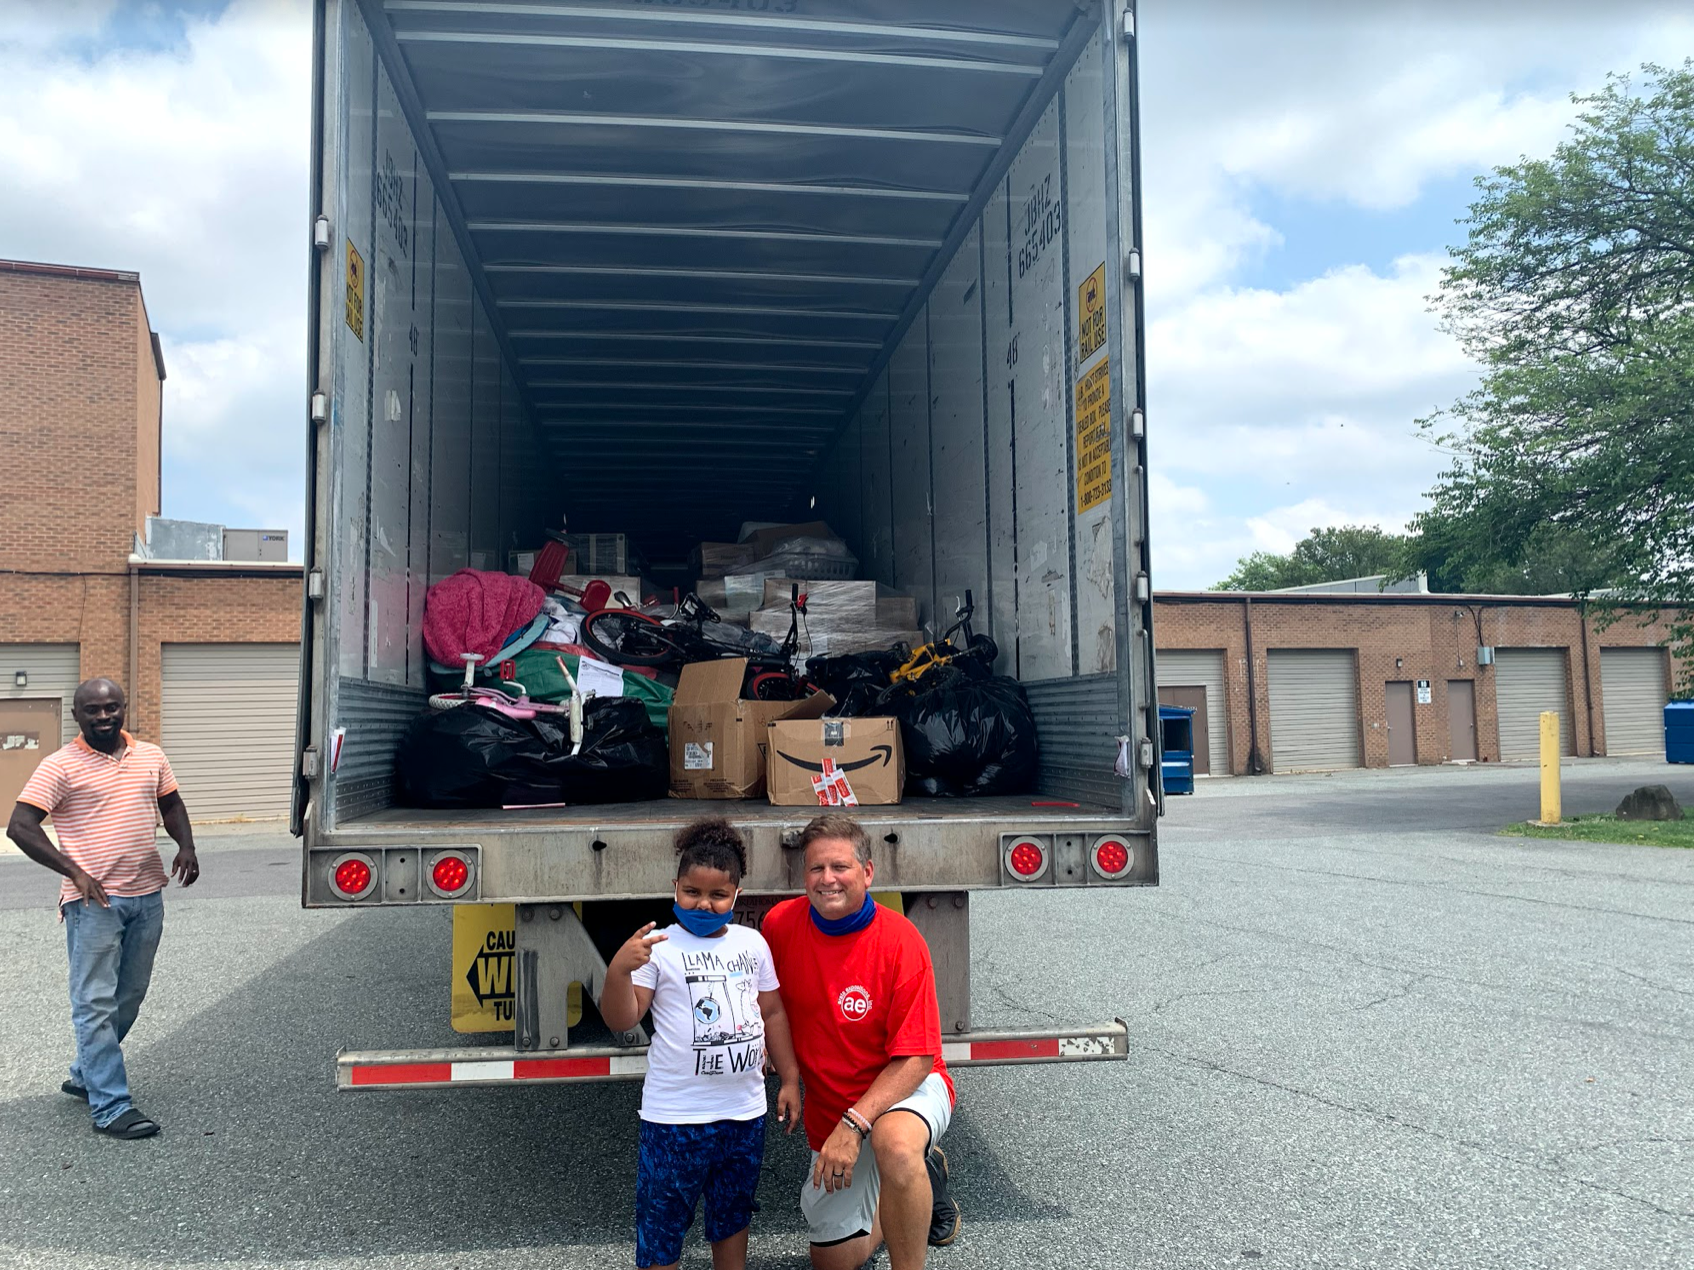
[0,259,302,819]
[1154,590,1686,777]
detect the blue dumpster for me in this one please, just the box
[1668,701,1694,765]
[1159,704,1196,795]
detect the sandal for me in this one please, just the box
[61,1081,88,1101]
[93,1108,160,1139]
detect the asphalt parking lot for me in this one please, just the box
[2,758,1691,1269]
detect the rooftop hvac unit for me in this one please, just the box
[224,529,289,562]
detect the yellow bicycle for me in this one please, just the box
[889,590,999,686]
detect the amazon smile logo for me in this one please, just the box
[775,746,894,775]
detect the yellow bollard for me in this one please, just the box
[1538,710,1561,825]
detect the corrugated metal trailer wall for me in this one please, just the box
[313,0,556,825]
[815,19,1145,810]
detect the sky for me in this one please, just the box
[1,0,1691,587]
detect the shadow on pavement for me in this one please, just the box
[2,905,1062,1263]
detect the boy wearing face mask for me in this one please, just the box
[601,818,801,1270]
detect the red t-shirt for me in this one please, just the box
[762,896,955,1150]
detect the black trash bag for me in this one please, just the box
[807,649,907,702]
[887,674,1039,797]
[395,697,668,809]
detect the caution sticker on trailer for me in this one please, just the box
[345,240,365,342]
[1078,262,1107,363]
[451,904,582,1034]
[1074,358,1112,514]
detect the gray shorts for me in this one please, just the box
[799,1073,954,1246]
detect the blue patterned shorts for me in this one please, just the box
[636,1116,767,1268]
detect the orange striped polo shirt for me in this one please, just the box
[17,731,177,908]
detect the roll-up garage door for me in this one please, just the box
[161,643,300,819]
[1600,647,1669,756]
[1494,648,1575,761]
[1156,649,1228,776]
[1267,650,1361,772]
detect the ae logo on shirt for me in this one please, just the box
[837,984,873,1023]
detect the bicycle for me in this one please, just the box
[745,584,821,701]
[582,587,821,701]
[427,653,587,753]
[888,590,998,687]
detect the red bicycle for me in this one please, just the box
[582,586,819,700]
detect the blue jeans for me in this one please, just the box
[63,891,164,1127]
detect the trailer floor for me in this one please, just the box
[345,794,1123,834]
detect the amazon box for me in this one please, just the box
[668,659,834,799]
[766,716,905,807]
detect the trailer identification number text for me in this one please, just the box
[1017,174,1063,279]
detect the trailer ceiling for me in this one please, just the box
[376,0,1092,557]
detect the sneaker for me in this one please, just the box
[926,1146,961,1247]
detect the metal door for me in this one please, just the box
[1600,648,1669,756]
[1155,649,1228,776]
[1266,650,1362,772]
[1385,682,1417,766]
[1447,680,1478,762]
[0,698,61,810]
[1494,649,1575,762]
[1158,686,1210,775]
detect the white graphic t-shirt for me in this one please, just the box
[630,922,781,1124]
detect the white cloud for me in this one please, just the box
[0,0,309,550]
[1135,5,1694,587]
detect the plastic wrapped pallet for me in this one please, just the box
[758,580,877,630]
[761,580,916,630]
[747,612,922,661]
[696,576,765,621]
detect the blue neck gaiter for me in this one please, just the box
[810,893,878,936]
[673,902,734,938]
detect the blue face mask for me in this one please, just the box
[673,901,735,938]
[810,892,878,936]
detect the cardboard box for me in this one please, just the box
[692,541,759,579]
[668,659,833,799]
[766,716,905,807]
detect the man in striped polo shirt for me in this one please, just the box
[7,677,199,1140]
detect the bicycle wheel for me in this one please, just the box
[964,633,1000,670]
[581,609,682,668]
[747,671,806,702]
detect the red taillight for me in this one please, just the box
[432,854,469,894]
[333,858,372,898]
[1091,837,1133,880]
[1005,838,1047,881]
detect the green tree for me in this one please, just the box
[1414,62,1693,684]
[1214,525,1409,591]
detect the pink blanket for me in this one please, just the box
[423,569,546,667]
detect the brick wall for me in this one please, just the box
[0,570,303,742]
[1154,594,1686,775]
[0,264,147,570]
[0,259,303,747]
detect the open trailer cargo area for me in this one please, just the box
[296,0,1158,915]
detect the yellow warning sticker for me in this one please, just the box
[451,903,582,1034]
[1078,262,1107,364]
[345,240,365,342]
[1075,359,1112,515]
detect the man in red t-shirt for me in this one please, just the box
[762,814,960,1269]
